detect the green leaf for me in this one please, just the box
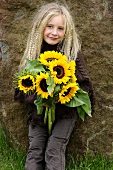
[43,97,53,107]
[65,88,92,120]
[26,58,40,67]
[54,85,61,95]
[65,96,85,107]
[82,104,92,117]
[26,59,45,72]
[76,89,90,106]
[46,76,54,85]
[46,76,55,94]
[29,67,45,73]
[77,106,85,121]
[34,95,43,115]
[76,88,92,117]
[47,85,54,94]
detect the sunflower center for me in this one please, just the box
[54,65,64,79]
[63,88,71,96]
[22,78,33,87]
[40,79,48,92]
[47,58,57,62]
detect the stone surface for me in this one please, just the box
[0,0,113,156]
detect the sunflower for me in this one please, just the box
[35,72,50,99]
[68,60,77,83]
[39,51,67,66]
[49,59,71,84]
[69,60,76,75]
[59,82,79,104]
[18,75,35,93]
[71,74,77,83]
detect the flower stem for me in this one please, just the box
[44,107,48,124]
[51,104,55,123]
[48,107,52,135]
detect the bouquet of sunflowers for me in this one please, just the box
[14,51,92,134]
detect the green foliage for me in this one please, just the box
[0,127,26,170]
[65,88,92,121]
[46,74,55,94]
[25,58,45,73]
[14,54,92,134]
[34,94,44,114]
[0,127,113,170]
[54,84,61,95]
[66,153,113,170]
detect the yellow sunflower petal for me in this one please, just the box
[49,59,71,84]
[71,74,77,83]
[18,75,35,93]
[35,72,49,99]
[69,60,76,75]
[59,82,79,104]
[39,51,67,66]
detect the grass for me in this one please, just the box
[0,126,113,170]
[0,127,26,170]
[66,154,113,170]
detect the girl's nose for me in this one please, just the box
[52,28,58,35]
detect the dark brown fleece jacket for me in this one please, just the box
[14,42,95,127]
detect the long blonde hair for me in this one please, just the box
[19,2,81,70]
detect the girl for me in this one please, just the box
[14,2,94,170]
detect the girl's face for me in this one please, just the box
[43,15,65,45]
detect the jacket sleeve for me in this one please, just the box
[76,51,95,108]
[14,88,37,104]
[14,88,46,127]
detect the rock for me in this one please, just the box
[0,0,113,156]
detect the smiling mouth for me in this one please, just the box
[49,37,58,40]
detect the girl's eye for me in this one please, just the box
[47,25,53,28]
[58,27,64,31]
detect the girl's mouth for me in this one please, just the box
[49,37,58,40]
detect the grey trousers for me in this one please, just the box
[25,114,77,170]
